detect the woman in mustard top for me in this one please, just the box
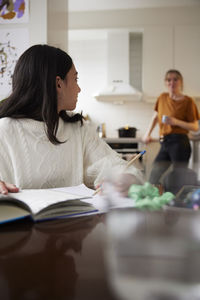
[143,69,199,185]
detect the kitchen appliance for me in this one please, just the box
[93,31,142,103]
[103,137,144,165]
[118,127,137,138]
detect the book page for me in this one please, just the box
[8,186,92,215]
[52,184,94,197]
[61,184,135,212]
[0,204,30,223]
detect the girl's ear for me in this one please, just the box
[56,76,62,90]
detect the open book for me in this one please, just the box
[0,184,98,225]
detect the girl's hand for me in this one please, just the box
[0,181,19,195]
[113,173,142,197]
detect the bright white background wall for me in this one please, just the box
[28,0,47,46]
[0,0,68,99]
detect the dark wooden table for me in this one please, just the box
[0,214,116,300]
[1,207,200,300]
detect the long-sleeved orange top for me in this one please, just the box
[154,92,199,137]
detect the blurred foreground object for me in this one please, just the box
[172,185,200,211]
[128,182,174,211]
[105,208,200,300]
[163,167,198,195]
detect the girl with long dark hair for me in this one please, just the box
[0,44,143,194]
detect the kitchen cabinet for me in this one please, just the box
[143,25,200,102]
[174,25,200,98]
[142,26,173,102]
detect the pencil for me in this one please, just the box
[92,150,146,196]
[124,150,146,170]
[93,186,101,196]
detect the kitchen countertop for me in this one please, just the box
[103,135,200,143]
[189,133,200,141]
[103,137,143,143]
[102,138,145,154]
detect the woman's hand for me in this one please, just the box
[164,116,178,126]
[0,181,19,195]
[142,111,158,144]
[142,134,153,144]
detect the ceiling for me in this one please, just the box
[68,0,200,12]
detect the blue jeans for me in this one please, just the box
[149,134,191,184]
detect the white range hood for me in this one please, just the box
[94,31,142,103]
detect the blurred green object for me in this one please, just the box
[128,182,175,211]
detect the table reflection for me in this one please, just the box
[0,215,107,300]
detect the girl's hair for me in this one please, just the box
[0,44,83,144]
[164,69,184,91]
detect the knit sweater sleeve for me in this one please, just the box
[0,130,15,184]
[80,122,144,188]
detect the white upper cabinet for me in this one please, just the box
[142,26,173,102]
[143,25,200,102]
[174,25,200,99]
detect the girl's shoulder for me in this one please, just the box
[0,117,19,140]
[0,117,17,129]
[62,118,96,139]
[79,120,97,136]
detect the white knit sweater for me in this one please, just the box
[0,117,143,189]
